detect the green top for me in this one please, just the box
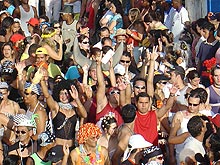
[30,153,52,165]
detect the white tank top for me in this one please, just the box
[19,5,35,36]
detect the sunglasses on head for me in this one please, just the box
[16,130,27,135]
[134,85,146,90]
[109,90,120,95]
[120,60,130,63]
[188,103,199,106]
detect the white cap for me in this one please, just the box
[114,64,125,75]
[123,134,153,161]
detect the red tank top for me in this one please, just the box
[134,110,158,146]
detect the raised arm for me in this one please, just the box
[96,55,108,114]
[69,85,87,118]
[147,46,158,98]
[40,79,59,115]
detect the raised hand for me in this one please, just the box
[82,64,90,74]
[69,85,79,100]
[150,45,159,61]
[15,61,26,74]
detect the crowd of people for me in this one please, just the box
[0,0,219,164]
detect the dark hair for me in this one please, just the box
[201,21,215,32]
[121,104,136,123]
[122,51,131,58]
[136,92,151,102]
[39,15,49,22]
[192,88,208,104]
[188,88,201,103]
[100,27,110,35]
[0,16,14,35]
[102,45,113,54]
[108,0,124,18]
[209,133,220,161]
[51,20,60,27]
[186,70,200,81]
[3,155,20,165]
[133,78,147,88]
[144,11,160,23]
[101,37,112,45]
[101,116,117,130]
[90,47,101,56]
[28,44,41,56]
[78,34,89,43]
[187,116,204,137]
[2,42,13,52]
[52,80,72,102]
[211,66,220,76]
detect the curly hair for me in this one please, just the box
[101,115,117,131]
[77,123,102,144]
[52,80,72,102]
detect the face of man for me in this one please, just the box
[100,30,110,39]
[187,97,200,114]
[36,54,48,63]
[16,126,32,143]
[202,29,210,39]
[89,68,97,81]
[108,88,120,105]
[136,96,150,114]
[133,80,146,96]
[0,88,8,101]
[116,35,126,44]
[120,55,131,68]
[213,68,220,86]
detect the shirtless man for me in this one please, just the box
[111,104,136,164]
[0,82,23,145]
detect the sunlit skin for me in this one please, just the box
[187,97,200,114]
[59,89,70,104]
[189,77,200,88]
[213,68,220,86]
[108,89,120,105]
[0,89,9,101]
[89,68,97,81]
[120,55,131,68]
[100,30,110,39]
[136,96,150,114]
[35,54,48,63]
[2,45,13,59]
[134,80,146,96]
[12,22,21,33]
[106,122,117,137]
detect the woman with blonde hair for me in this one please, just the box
[40,27,63,62]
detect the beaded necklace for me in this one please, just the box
[79,144,102,164]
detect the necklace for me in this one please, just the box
[58,102,73,110]
[79,145,102,164]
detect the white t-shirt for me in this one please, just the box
[170,7,190,42]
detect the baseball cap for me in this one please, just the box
[153,74,170,85]
[210,12,220,21]
[140,146,163,164]
[60,5,73,14]
[36,47,48,55]
[46,145,64,163]
[169,65,185,76]
[208,114,220,128]
[10,34,25,43]
[123,134,153,161]
[26,18,40,26]
[0,82,8,89]
[38,131,55,147]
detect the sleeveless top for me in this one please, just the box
[19,5,35,36]
[176,86,188,106]
[208,85,220,114]
[86,0,95,30]
[134,111,158,146]
[30,153,52,165]
[175,111,191,155]
[75,145,105,165]
[52,111,77,140]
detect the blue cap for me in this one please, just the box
[165,0,172,3]
[64,66,80,80]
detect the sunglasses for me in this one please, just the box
[54,26,60,29]
[109,91,120,95]
[156,156,163,160]
[134,85,146,90]
[24,92,31,95]
[159,81,167,84]
[82,41,89,44]
[16,130,27,135]
[120,60,130,63]
[188,103,199,106]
